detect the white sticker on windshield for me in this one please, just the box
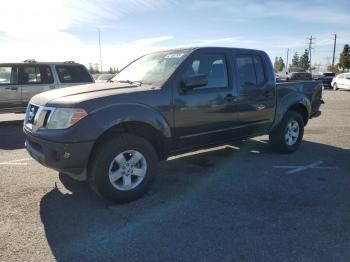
[165,53,184,59]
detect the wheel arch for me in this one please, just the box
[91,120,170,162]
[271,93,311,132]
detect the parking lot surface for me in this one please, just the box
[0,90,349,262]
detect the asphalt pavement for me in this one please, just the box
[0,90,349,262]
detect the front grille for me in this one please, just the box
[25,104,54,132]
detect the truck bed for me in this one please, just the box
[276,80,323,117]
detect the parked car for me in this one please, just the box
[320,72,336,88]
[287,72,313,81]
[0,60,94,113]
[23,47,323,202]
[331,73,350,91]
[95,73,115,83]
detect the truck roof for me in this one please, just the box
[148,46,266,55]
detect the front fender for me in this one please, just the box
[89,103,172,140]
[271,92,311,130]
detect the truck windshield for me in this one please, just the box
[111,50,191,86]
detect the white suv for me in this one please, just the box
[0,60,94,113]
[331,73,350,91]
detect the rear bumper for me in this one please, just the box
[24,128,94,180]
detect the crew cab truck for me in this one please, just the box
[23,47,323,202]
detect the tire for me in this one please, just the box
[269,111,304,154]
[88,134,158,203]
[333,83,338,91]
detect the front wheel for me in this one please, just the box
[269,111,304,153]
[88,134,158,203]
[333,83,338,91]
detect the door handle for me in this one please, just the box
[224,94,234,102]
[5,87,18,91]
[49,85,55,89]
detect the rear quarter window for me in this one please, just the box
[56,65,93,83]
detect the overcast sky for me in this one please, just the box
[0,0,349,71]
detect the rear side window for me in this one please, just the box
[236,55,266,89]
[185,54,228,89]
[20,66,54,84]
[0,66,16,84]
[253,56,266,85]
[56,65,93,83]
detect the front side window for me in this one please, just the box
[20,66,54,84]
[111,50,191,86]
[185,54,228,89]
[56,65,93,83]
[236,55,266,89]
[0,66,15,85]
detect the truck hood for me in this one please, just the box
[30,82,154,106]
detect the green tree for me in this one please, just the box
[274,57,285,72]
[278,57,285,71]
[327,64,340,73]
[291,52,300,67]
[299,49,310,70]
[274,57,279,71]
[338,44,350,71]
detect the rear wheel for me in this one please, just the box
[269,111,304,153]
[333,83,338,91]
[88,134,158,203]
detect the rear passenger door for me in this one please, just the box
[55,65,93,88]
[233,54,275,136]
[19,65,55,106]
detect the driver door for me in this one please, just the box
[173,51,239,150]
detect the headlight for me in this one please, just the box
[46,108,88,129]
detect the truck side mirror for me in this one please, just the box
[182,74,208,90]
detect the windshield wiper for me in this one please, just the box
[116,80,143,86]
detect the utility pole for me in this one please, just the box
[286,48,289,72]
[98,28,103,72]
[332,33,337,67]
[308,36,314,72]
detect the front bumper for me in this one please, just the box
[24,128,94,180]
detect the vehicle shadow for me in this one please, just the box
[0,122,25,150]
[40,139,350,261]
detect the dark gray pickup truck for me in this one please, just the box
[23,47,323,202]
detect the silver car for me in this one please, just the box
[0,60,94,113]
